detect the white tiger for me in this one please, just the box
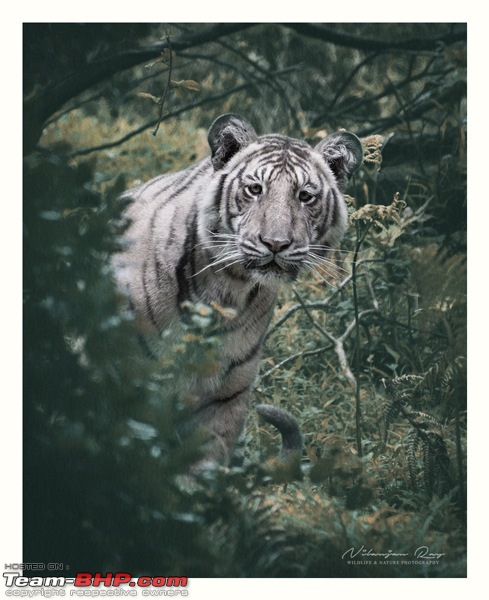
[114,114,363,465]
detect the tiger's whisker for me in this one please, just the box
[307,252,349,276]
[214,258,245,274]
[191,251,242,277]
[302,262,338,288]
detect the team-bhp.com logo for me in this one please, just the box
[3,572,189,596]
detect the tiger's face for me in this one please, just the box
[227,139,347,282]
[206,115,363,285]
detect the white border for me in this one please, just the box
[3,5,484,599]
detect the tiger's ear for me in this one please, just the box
[315,131,363,189]
[208,114,258,170]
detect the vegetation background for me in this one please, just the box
[22,22,466,578]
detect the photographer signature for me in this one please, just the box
[342,545,445,560]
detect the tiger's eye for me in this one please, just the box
[248,183,262,195]
[299,190,313,202]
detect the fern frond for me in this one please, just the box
[383,374,423,399]
[406,429,421,491]
[383,399,401,444]
[383,374,453,498]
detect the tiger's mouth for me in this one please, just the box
[254,262,285,274]
[245,256,301,279]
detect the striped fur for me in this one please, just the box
[114,114,363,465]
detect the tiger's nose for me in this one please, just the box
[260,235,292,254]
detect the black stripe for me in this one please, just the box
[311,188,329,242]
[168,161,211,200]
[142,259,159,329]
[227,145,283,168]
[224,165,246,221]
[194,384,252,414]
[135,173,170,198]
[154,248,173,294]
[188,222,199,290]
[141,161,211,231]
[222,335,265,378]
[210,173,227,232]
[247,283,261,304]
[147,159,211,203]
[221,263,249,282]
[216,385,251,404]
[330,188,340,228]
[224,287,275,334]
[210,284,261,337]
[175,209,199,308]
[175,251,191,309]
[165,218,178,249]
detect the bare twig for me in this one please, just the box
[327,51,382,112]
[152,36,173,137]
[351,221,372,457]
[314,61,448,128]
[267,270,355,339]
[387,74,427,176]
[357,78,466,137]
[214,36,305,134]
[291,288,376,397]
[293,288,336,344]
[266,256,386,339]
[260,346,332,380]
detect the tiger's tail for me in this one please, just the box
[256,404,303,461]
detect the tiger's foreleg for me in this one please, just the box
[191,389,252,467]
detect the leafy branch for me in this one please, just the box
[151,39,174,136]
[138,40,203,137]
